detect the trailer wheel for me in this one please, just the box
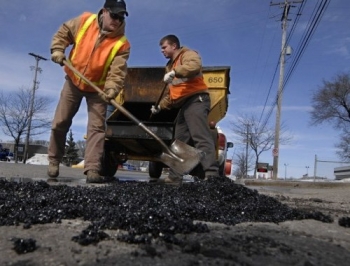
[149,161,164,179]
[190,164,205,179]
[100,144,118,177]
[219,163,225,177]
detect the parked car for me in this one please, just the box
[6,152,14,162]
[0,147,12,162]
[122,163,137,171]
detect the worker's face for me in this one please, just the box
[160,41,177,59]
[102,8,124,31]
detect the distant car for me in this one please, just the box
[122,163,137,171]
[0,149,12,162]
[6,152,14,162]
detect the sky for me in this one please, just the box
[1,0,350,179]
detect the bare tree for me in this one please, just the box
[310,72,350,160]
[310,72,350,129]
[0,87,53,161]
[335,127,350,161]
[231,114,292,177]
[76,140,86,158]
[232,149,254,179]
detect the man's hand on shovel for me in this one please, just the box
[150,104,161,115]
[99,88,119,103]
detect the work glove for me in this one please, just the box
[100,88,119,103]
[51,50,66,66]
[163,70,176,83]
[150,105,161,114]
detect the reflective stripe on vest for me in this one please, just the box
[71,14,97,61]
[71,14,127,86]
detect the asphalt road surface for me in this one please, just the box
[1,162,350,266]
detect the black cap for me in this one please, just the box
[104,0,128,16]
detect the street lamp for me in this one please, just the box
[306,166,310,176]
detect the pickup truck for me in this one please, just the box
[102,66,233,179]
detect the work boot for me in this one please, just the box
[158,175,183,185]
[47,162,59,178]
[183,174,199,182]
[204,171,220,181]
[86,170,105,184]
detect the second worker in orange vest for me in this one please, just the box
[151,34,220,184]
[47,0,130,183]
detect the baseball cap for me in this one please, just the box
[104,0,129,17]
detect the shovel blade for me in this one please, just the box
[158,139,205,175]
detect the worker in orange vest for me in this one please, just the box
[47,0,130,183]
[151,34,219,184]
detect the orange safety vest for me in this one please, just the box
[64,13,129,92]
[169,52,208,100]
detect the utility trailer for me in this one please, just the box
[101,66,232,178]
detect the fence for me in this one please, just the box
[313,154,350,180]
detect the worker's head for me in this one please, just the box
[159,34,180,59]
[102,0,128,31]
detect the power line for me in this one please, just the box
[259,0,330,131]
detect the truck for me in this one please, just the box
[101,66,233,179]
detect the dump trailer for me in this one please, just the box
[102,66,232,178]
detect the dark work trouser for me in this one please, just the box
[168,93,219,179]
[48,76,107,174]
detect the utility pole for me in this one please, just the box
[245,123,250,178]
[270,0,302,180]
[23,53,47,164]
[284,163,288,180]
[313,154,317,181]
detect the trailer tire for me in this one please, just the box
[100,144,118,178]
[149,161,164,179]
[190,164,205,180]
[218,163,225,177]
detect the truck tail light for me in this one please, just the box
[218,133,226,150]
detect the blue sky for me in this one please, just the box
[1,0,349,179]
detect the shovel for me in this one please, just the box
[63,61,204,175]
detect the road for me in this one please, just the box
[1,162,350,265]
[0,161,152,184]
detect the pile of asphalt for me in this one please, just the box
[0,177,332,246]
[11,237,37,254]
[339,217,350,228]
